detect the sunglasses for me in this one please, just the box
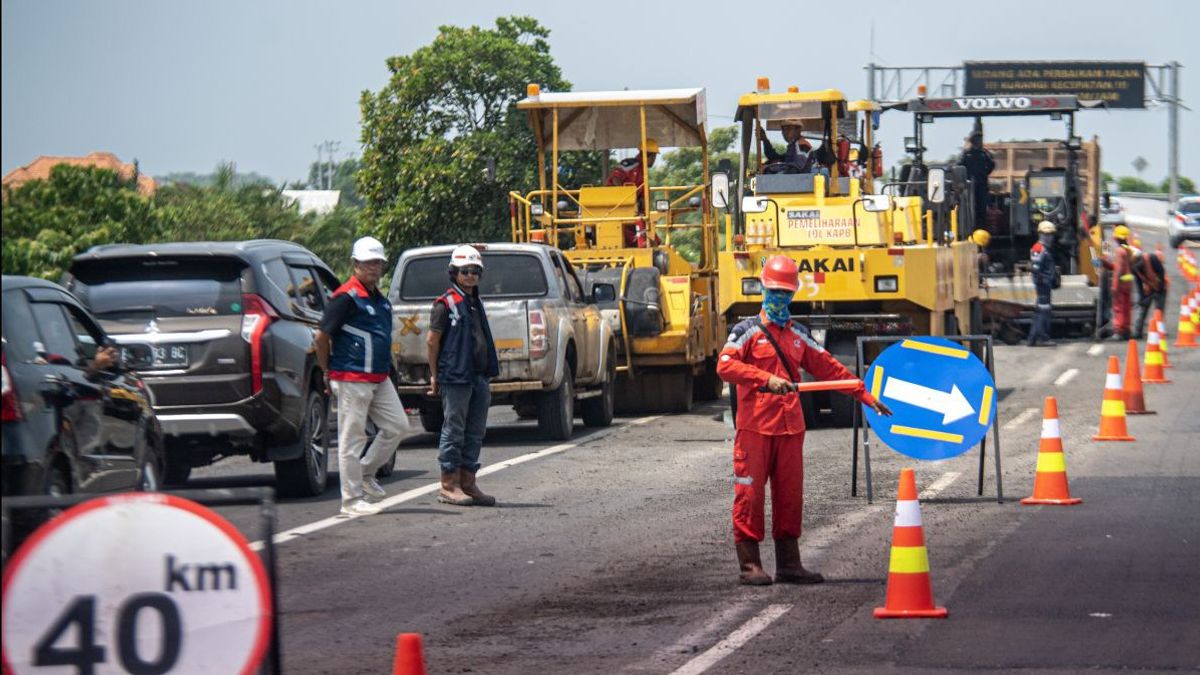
[457,267,482,276]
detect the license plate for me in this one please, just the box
[123,344,188,369]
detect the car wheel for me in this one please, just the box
[163,439,192,486]
[1170,234,1183,249]
[275,389,330,498]
[419,403,444,434]
[581,347,615,428]
[538,372,575,440]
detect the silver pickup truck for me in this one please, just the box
[387,243,618,440]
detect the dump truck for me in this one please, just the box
[888,94,1108,337]
[715,82,981,425]
[508,86,724,412]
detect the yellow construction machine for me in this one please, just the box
[714,81,980,425]
[509,86,724,412]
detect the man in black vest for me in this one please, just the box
[427,245,500,506]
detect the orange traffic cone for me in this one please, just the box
[1142,329,1171,384]
[1176,297,1198,348]
[1122,340,1155,415]
[1022,396,1082,505]
[1093,356,1135,441]
[1154,310,1172,368]
[874,468,948,619]
[392,633,427,675]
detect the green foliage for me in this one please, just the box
[358,16,570,252]
[293,205,364,279]
[646,126,738,262]
[2,165,161,280]
[1117,176,1156,193]
[157,168,276,189]
[154,162,310,243]
[1161,176,1196,194]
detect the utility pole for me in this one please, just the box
[327,141,341,190]
[1168,61,1181,205]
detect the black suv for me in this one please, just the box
[2,276,163,501]
[64,240,351,497]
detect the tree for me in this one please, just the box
[1116,176,1156,193]
[646,126,740,261]
[306,157,363,206]
[1,165,161,280]
[1160,176,1196,195]
[358,16,570,252]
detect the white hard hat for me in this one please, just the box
[351,236,387,262]
[449,244,484,268]
[1037,222,1057,234]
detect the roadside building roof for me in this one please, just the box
[1,152,158,196]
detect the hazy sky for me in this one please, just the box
[2,0,1196,185]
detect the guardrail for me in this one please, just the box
[1114,192,1200,203]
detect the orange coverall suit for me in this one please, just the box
[716,314,878,543]
[1110,245,1134,337]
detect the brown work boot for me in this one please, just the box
[459,469,496,507]
[774,537,824,584]
[437,471,474,506]
[735,540,773,586]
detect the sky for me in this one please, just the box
[2,0,1197,186]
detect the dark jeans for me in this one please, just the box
[1028,285,1053,345]
[1133,289,1168,339]
[438,374,490,474]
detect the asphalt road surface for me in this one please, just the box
[175,227,1200,674]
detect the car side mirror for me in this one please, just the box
[741,195,769,214]
[927,168,946,204]
[711,172,730,209]
[862,194,892,212]
[591,283,617,304]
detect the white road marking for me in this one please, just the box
[919,471,962,500]
[669,604,793,675]
[1087,344,1104,356]
[1054,368,1080,386]
[645,601,755,670]
[1002,406,1040,431]
[249,417,653,550]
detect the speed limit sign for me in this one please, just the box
[2,494,271,674]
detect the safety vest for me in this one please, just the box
[433,286,499,385]
[328,276,393,383]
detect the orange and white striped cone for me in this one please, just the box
[1093,355,1135,442]
[1022,396,1082,505]
[1154,310,1172,368]
[874,468,948,619]
[1142,329,1171,384]
[1191,292,1200,327]
[1122,340,1154,415]
[1175,297,1198,348]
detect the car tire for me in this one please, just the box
[419,403,444,434]
[1170,234,1183,249]
[581,347,615,428]
[163,440,192,486]
[275,389,330,498]
[538,372,575,440]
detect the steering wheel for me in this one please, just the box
[762,160,803,175]
[1033,197,1065,217]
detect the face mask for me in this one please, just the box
[1040,233,1055,246]
[762,289,795,326]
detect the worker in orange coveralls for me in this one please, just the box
[717,255,893,585]
[1109,225,1135,341]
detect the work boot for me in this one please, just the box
[735,540,773,586]
[459,469,496,507]
[437,471,474,506]
[773,538,824,584]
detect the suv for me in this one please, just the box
[389,244,617,440]
[2,276,163,501]
[1169,196,1200,248]
[63,240,346,497]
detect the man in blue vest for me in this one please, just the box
[426,245,500,506]
[316,236,410,517]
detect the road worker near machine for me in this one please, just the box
[1027,222,1058,346]
[1109,225,1135,341]
[605,138,659,247]
[717,255,893,586]
[1131,245,1168,340]
[971,229,992,276]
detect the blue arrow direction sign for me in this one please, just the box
[863,336,996,460]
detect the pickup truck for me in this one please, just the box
[387,243,618,440]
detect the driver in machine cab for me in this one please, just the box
[605,138,660,248]
[757,118,813,173]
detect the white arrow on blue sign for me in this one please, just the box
[862,336,996,460]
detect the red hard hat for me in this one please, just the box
[761,255,799,292]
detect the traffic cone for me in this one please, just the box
[1022,396,1083,505]
[874,468,948,619]
[1154,310,1172,368]
[1093,355,1135,442]
[392,633,427,675]
[1142,329,1171,384]
[1122,340,1155,415]
[1175,297,1198,348]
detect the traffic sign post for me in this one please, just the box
[851,335,1004,504]
[1,488,280,675]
